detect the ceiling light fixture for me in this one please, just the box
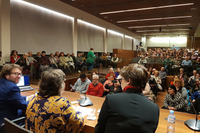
[137,29,189,32]
[117,16,192,23]
[128,23,190,28]
[100,3,194,15]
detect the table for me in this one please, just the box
[21,89,197,133]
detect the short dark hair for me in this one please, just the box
[39,69,66,96]
[120,63,148,90]
[41,51,46,54]
[11,50,18,56]
[0,64,22,79]
[80,74,86,79]
[167,85,177,94]
[90,48,94,50]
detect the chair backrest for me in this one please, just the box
[4,118,32,133]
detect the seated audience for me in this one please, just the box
[71,53,76,65]
[114,68,120,79]
[181,56,192,75]
[172,57,181,74]
[111,54,118,68]
[10,50,20,64]
[39,51,50,73]
[59,52,70,70]
[54,51,60,64]
[95,63,159,133]
[105,80,122,94]
[20,53,30,74]
[0,51,5,71]
[188,70,197,86]
[138,55,147,65]
[174,78,188,106]
[70,74,91,94]
[163,55,173,75]
[86,75,104,97]
[76,53,84,72]
[101,53,107,67]
[178,68,188,87]
[66,53,75,69]
[94,53,101,68]
[103,74,115,95]
[105,67,115,80]
[27,51,36,64]
[49,53,58,69]
[159,67,167,91]
[192,78,200,93]
[0,64,28,125]
[151,70,162,91]
[163,85,186,111]
[143,82,155,102]
[25,69,84,132]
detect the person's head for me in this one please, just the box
[50,53,54,58]
[108,74,114,81]
[92,74,99,85]
[60,52,65,56]
[173,75,179,80]
[166,55,170,59]
[92,71,97,75]
[11,50,18,56]
[114,54,117,57]
[160,54,163,58]
[152,68,156,72]
[55,51,59,56]
[180,68,184,73]
[37,52,41,56]
[28,51,32,57]
[167,85,177,95]
[193,70,197,76]
[39,69,66,96]
[196,73,200,78]
[90,48,94,51]
[80,74,87,82]
[0,64,22,84]
[120,63,148,91]
[41,51,46,56]
[67,53,70,57]
[72,53,75,56]
[154,71,159,77]
[174,78,182,89]
[109,68,114,73]
[23,53,28,58]
[161,67,165,71]
[77,53,81,57]
[196,78,200,85]
[185,56,189,61]
[141,55,145,59]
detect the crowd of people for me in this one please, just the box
[0,49,121,78]
[0,47,200,133]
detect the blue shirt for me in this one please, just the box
[181,60,192,66]
[73,78,91,94]
[191,91,200,100]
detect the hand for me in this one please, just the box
[192,99,195,103]
[168,106,176,110]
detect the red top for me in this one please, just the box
[10,56,20,64]
[105,73,115,80]
[86,82,104,97]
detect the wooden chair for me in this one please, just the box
[3,118,32,133]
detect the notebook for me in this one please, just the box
[17,75,34,91]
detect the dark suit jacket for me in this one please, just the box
[95,87,160,133]
[0,78,27,125]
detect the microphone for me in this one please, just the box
[184,96,200,131]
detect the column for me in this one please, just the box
[72,18,77,56]
[103,29,107,53]
[0,0,10,62]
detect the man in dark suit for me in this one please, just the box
[0,64,28,125]
[95,63,160,133]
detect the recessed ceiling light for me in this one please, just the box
[128,23,190,28]
[137,29,190,32]
[117,16,192,23]
[100,3,194,15]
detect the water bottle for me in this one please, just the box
[167,110,175,133]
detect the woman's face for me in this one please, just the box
[61,53,64,56]
[50,54,54,57]
[121,76,129,90]
[168,87,175,95]
[13,51,17,56]
[175,82,181,88]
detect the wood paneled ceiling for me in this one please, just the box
[60,0,200,36]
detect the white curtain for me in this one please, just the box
[124,37,132,50]
[77,20,104,52]
[107,31,122,52]
[10,0,73,54]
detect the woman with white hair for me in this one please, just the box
[105,67,115,80]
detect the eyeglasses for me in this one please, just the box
[10,73,22,76]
